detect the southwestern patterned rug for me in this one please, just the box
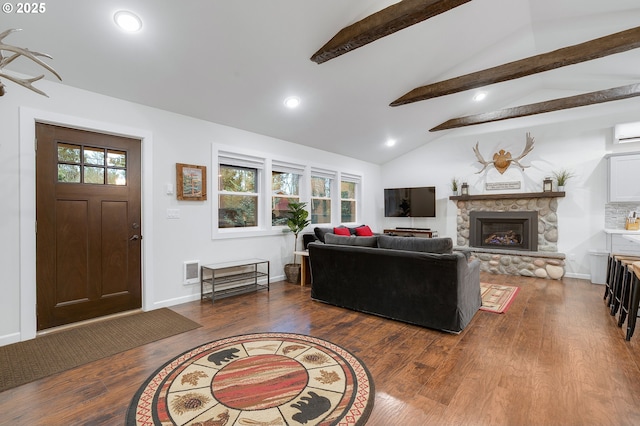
[480,283,520,314]
[126,332,374,426]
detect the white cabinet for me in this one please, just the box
[606,231,640,256]
[608,153,640,202]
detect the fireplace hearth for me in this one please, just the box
[469,211,538,251]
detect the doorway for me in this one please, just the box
[35,123,142,330]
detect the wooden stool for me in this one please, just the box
[617,264,635,327]
[607,255,640,315]
[622,262,640,341]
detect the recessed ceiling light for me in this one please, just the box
[283,96,301,109]
[385,139,396,147]
[473,92,487,102]
[114,11,143,32]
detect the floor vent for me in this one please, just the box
[183,260,200,285]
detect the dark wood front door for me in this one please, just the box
[35,123,142,330]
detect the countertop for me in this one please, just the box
[604,228,640,234]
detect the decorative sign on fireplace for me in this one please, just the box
[485,181,521,191]
[469,211,538,251]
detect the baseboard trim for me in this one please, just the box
[0,332,21,347]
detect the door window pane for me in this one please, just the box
[107,150,126,167]
[58,143,80,163]
[84,166,105,184]
[107,169,127,185]
[58,164,81,183]
[84,146,105,165]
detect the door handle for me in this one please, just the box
[129,235,141,241]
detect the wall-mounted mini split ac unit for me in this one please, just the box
[183,260,200,285]
[614,122,640,144]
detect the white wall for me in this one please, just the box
[0,79,381,345]
[381,98,640,280]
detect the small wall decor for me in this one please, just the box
[473,132,535,174]
[176,163,206,201]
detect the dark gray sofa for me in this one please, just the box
[308,234,481,333]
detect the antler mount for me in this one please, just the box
[0,28,62,97]
[473,133,535,174]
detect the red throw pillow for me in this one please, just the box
[355,225,374,236]
[333,227,351,236]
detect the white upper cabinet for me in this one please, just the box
[609,153,640,202]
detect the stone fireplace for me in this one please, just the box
[451,192,566,280]
[469,211,538,251]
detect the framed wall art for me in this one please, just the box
[176,163,207,201]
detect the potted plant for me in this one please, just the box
[553,169,575,192]
[451,177,460,196]
[284,201,311,283]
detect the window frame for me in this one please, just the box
[271,161,305,227]
[212,145,362,239]
[340,173,360,225]
[213,149,266,238]
[310,169,335,225]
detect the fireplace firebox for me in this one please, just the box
[469,211,538,251]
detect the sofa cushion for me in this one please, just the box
[314,227,331,243]
[333,226,351,236]
[377,235,453,253]
[355,225,374,236]
[324,233,378,247]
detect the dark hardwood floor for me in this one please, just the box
[1,273,640,425]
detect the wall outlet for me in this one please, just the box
[568,253,576,261]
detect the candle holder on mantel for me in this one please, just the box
[461,182,469,196]
[543,177,553,192]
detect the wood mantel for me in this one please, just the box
[449,191,565,201]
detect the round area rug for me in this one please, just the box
[126,332,374,426]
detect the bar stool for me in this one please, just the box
[617,263,635,327]
[621,262,640,341]
[606,254,640,315]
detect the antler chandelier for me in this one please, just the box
[0,28,61,97]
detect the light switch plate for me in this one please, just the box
[167,208,180,219]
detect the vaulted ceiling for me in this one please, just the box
[3,0,640,164]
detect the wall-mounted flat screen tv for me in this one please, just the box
[384,186,436,217]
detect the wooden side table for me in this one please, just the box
[294,250,310,286]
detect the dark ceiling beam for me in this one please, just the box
[392,26,640,106]
[429,83,640,131]
[310,0,471,64]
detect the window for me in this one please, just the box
[272,162,303,226]
[311,170,334,224]
[213,145,364,239]
[340,174,360,223]
[57,142,127,185]
[218,164,259,229]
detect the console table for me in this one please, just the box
[200,258,269,303]
[384,228,434,238]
